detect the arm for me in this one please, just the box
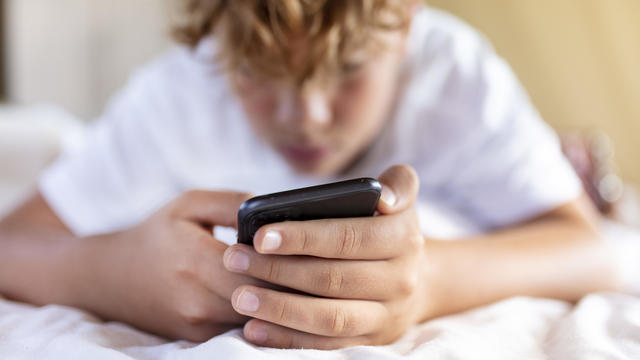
[422,195,621,321]
[0,192,78,305]
[0,190,266,341]
[221,165,621,349]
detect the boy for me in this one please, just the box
[0,0,619,349]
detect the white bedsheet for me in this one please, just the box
[1,292,639,360]
[1,222,640,359]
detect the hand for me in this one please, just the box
[223,165,429,349]
[83,190,272,341]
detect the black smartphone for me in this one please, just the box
[237,177,382,245]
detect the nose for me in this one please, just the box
[275,87,331,127]
[305,90,330,125]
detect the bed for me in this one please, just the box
[1,281,639,359]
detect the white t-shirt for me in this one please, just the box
[39,7,581,239]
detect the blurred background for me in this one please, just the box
[0,0,638,217]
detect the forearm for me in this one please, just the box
[0,224,86,305]
[0,224,134,328]
[0,191,110,310]
[421,215,621,321]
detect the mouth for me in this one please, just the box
[278,143,331,165]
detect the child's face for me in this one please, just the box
[231,30,408,176]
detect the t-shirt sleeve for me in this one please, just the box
[38,67,180,237]
[413,24,582,229]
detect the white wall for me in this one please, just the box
[428,0,640,186]
[6,0,172,120]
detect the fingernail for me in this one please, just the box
[261,230,282,252]
[380,186,397,207]
[236,290,259,312]
[225,250,249,271]
[248,326,268,342]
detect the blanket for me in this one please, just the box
[1,221,639,359]
[1,293,639,359]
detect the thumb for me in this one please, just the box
[377,165,419,215]
[171,190,253,228]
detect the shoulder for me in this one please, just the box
[399,6,530,138]
[406,7,492,69]
[386,7,556,183]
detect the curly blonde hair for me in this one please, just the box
[173,0,412,84]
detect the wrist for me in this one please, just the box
[61,232,130,319]
[0,227,88,305]
[418,239,449,323]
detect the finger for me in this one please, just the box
[376,165,419,215]
[171,190,253,228]
[231,285,387,337]
[253,212,419,259]
[191,288,250,325]
[185,230,283,299]
[224,244,410,300]
[168,281,249,330]
[243,319,371,349]
[177,290,248,341]
[208,296,250,324]
[173,321,240,343]
[136,286,246,341]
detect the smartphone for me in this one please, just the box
[237,177,382,245]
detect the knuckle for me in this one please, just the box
[396,271,419,297]
[316,267,345,295]
[338,223,361,257]
[299,227,311,253]
[274,298,291,323]
[266,259,282,283]
[172,242,211,282]
[326,306,350,336]
[178,301,211,325]
[174,260,198,282]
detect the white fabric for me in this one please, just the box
[1,293,639,359]
[38,7,581,238]
[2,220,640,359]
